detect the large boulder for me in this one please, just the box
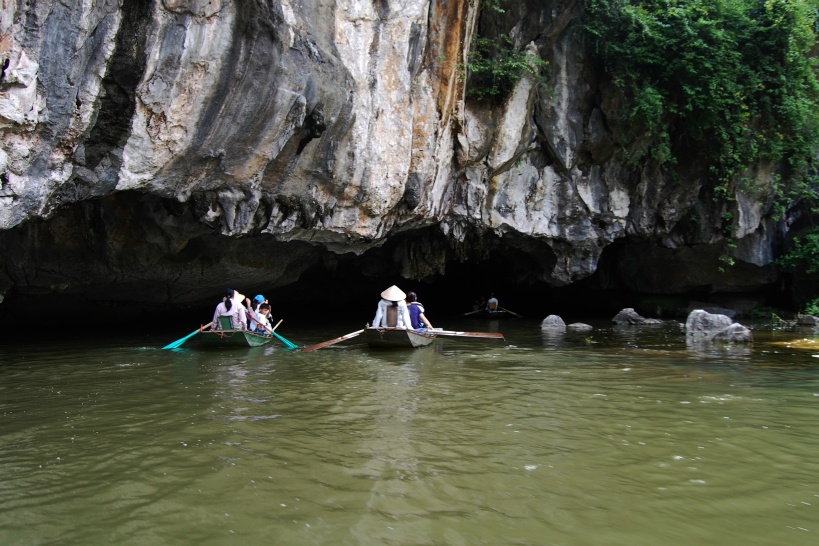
[685,309,752,343]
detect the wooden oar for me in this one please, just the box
[162,323,212,349]
[256,318,299,349]
[461,309,483,316]
[434,329,505,340]
[499,306,523,318]
[301,329,366,352]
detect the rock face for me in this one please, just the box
[0,0,794,314]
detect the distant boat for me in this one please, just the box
[365,327,437,349]
[467,308,513,319]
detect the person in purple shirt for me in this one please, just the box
[406,291,434,330]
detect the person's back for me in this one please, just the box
[487,294,499,311]
[372,285,412,329]
[407,291,433,330]
[212,289,248,330]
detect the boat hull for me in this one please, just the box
[365,327,436,349]
[470,309,512,319]
[195,329,275,348]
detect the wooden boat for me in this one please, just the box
[468,309,513,319]
[194,328,275,348]
[365,327,437,349]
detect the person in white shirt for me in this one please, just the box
[254,303,272,334]
[372,285,412,329]
[212,289,248,330]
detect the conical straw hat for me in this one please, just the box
[380,285,406,301]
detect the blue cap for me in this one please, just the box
[253,294,265,303]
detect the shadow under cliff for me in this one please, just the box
[0,192,790,338]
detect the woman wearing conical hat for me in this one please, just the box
[372,285,413,329]
[212,289,249,330]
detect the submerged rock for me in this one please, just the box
[612,308,662,325]
[567,322,593,332]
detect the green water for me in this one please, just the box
[1,320,818,545]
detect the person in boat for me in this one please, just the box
[243,294,266,328]
[254,303,273,334]
[243,295,255,326]
[406,291,434,330]
[372,285,412,329]
[486,293,499,312]
[212,289,248,330]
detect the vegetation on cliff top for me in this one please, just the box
[584,0,819,307]
[584,0,819,185]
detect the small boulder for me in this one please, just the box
[567,322,593,332]
[612,308,661,325]
[541,315,567,331]
[797,315,819,326]
[712,323,753,343]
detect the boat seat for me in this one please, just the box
[218,315,233,330]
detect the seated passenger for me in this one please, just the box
[212,289,248,330]
[255,303,272,334]
[372,285,412,329]
[407,291,433,330]
[486,293,499,311]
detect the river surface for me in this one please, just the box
[1,318,819,545]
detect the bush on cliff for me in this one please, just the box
[583,0,819,189]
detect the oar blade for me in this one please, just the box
[272,331,299,350]
[301,329,365,352]
[162,330,199,350]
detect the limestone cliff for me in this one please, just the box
[0,0,792,316]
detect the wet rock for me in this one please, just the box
[567,322,593,332]
[797,315,819,326]
[541,315,567,331]
[685,309,752,343]
[612,308,661,325]
[712,323,753,343]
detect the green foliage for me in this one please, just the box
[583,0,819,188]
[464,0,548,102]
[482,0,506,13]
[804,297,819,315]
[465,34,548,102]
[778,228,819,275]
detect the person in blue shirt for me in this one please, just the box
[406,291,434,330]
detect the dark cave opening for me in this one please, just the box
[0,193,791,338]
[0,236,785,338]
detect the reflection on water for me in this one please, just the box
[1,320,819,545]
